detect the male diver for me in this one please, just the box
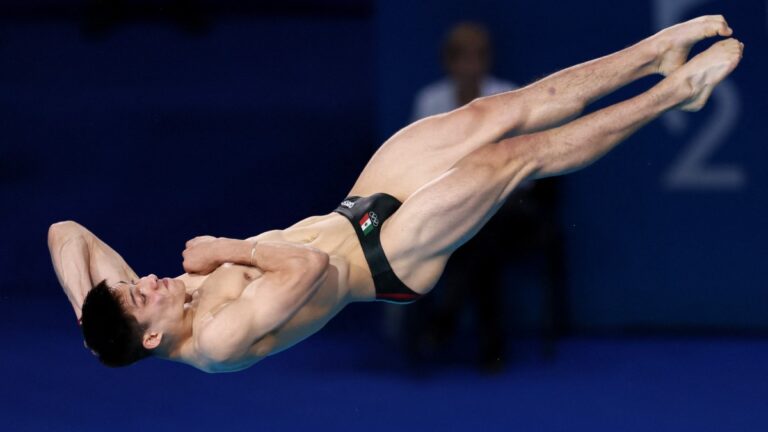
[49,16,743,372]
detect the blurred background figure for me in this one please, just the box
[392,22,568,373]
[412,22,515,118]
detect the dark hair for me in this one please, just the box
[81,280,150,367]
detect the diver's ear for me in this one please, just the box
[142,331,163,350]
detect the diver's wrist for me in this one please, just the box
[215,238,256,267]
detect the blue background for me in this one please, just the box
[1,0,767,430]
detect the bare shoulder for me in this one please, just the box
[191,270,275,372]
[192,303,273,373]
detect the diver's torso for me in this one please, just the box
[183,213,375,363]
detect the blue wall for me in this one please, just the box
[1,0,767,332]
[0,17,375,306]
[376,0,768,330]
[3,3,767,431]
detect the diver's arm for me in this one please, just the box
[182,236,326,275]
[48,221,138,321]
[192,242,330,370]
[181,236,251,274]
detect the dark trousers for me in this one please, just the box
[403,178,569,368]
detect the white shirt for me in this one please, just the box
[412,76,518,121]
[411,75,532,190]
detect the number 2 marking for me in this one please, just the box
[654,0,746,191]
[663,80,745,189]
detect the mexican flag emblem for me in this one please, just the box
[359,212,377,236]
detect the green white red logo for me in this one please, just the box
[359,211,379,235]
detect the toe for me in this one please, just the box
[706,14,725,23]
[719,22,733,37]
[704,15,732,36]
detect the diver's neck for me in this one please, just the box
[158,304,197,363]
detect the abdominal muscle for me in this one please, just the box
[243,212,376,354]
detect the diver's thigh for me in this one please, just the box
[348,105,493,201]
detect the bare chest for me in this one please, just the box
[194,264,262,321]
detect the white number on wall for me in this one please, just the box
[654,0,746,190]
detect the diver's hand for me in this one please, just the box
[182,236,226,274]
[185,235,217,248]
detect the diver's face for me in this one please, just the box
[113,274,187,337]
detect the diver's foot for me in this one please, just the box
[671,38,744,112]
[646,15,733,76]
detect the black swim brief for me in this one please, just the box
[333,193,422,304]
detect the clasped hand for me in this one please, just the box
[182,235,226,275]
